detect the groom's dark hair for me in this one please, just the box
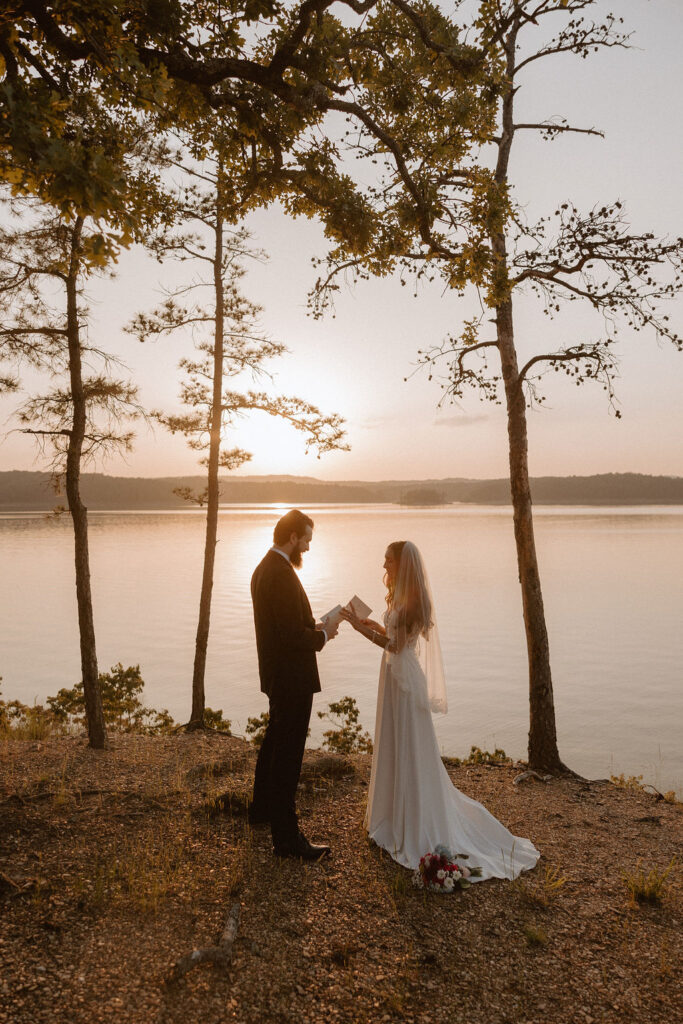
[273,509,314,545]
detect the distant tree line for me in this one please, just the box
[2,470,683,511]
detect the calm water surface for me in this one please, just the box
[1,504,682,796]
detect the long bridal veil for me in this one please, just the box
[368,539,540,877]
[390,541,448,714]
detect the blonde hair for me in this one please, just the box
[384,540,406,612]
[385,540,432,638]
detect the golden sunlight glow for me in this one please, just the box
[223,411,326,479]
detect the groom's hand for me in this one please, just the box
[318,620,339,640]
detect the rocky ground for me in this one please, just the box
[0,733,681,1024]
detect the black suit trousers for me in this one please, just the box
[252,689,313,846]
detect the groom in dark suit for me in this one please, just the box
[249,509,337,860]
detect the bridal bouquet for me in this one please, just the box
[412,845,482,893]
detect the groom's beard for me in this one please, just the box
[289,541,305,568]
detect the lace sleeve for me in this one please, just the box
[384,609,401,652]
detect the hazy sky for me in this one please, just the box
[1,0,682,482]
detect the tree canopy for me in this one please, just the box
[2,1,500,244]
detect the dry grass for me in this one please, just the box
[0,711,57,743]
[512,862,567,908]
[623,858,677,907]
[610,774,680,806]
[522,923,548,946]
[0,733,682,1024]
[610,772,646,790]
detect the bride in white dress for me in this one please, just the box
[340,540,539,880]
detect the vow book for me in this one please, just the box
[321,595,372,631]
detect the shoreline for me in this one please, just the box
[4,501,683,514]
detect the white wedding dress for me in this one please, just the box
[364,609,540,879]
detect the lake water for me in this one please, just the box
[1,504,682,796]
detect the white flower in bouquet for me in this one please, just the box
[443,877,455,892]
[436,869,446,880]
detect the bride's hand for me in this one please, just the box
[339,608,364,631]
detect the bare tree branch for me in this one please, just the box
[513,121,604,139]
[513,10,632,76]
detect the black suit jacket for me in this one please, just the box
[251,549,325,698]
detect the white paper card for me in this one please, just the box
[320,604,344,630]
[346,594,372,619]
[321,595,372,630]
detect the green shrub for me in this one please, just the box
[0,680,62,740]
[245,712,269,747]
[203,707,231,733]
[245,711,310,747]
[47,663,174,735]
[318,696,373,755]
[444,745,511,767]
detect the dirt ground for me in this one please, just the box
[0,732,680,1024]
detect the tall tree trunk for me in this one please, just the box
[491,19,566,772]
[65,217,106,749]
[495,298,565,772]
[188,193,224,727]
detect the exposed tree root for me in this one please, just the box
[527,760,586,781]
[513,770,553,786]
[641,784,668,801]
[1,788,179,809]
[0,871,41,897]
[0,788,104,806]
[172,720,232,738]
[516,763,589,785]
[166,901,241,983]
[0,871,21,894]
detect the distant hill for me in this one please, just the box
[1,470,683,510]
[400,486,449,506]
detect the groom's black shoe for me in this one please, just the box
[274,834,331,861]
